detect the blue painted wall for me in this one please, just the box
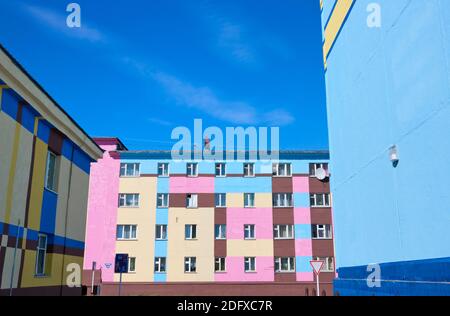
[322,0,450,273]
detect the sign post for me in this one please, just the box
[91,261,97,295]
[310,260,325,297]
[115,254,129,297]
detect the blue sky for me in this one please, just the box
[0,0,328,150]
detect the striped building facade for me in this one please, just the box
[84,138,335,296]
[0,45,103,295]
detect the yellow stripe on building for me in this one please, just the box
[323,0,355,67]
[5,121,22,223]
[27,138,47,231]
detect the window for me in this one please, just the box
[243,163,255,177]
[273,163,292,177]
[120,163,140,177]
[185,225,197,240]
[35,234,47,276]
[116,225,138,240]
[186,163,198,177]
[244,224,255,240]
[157,193,169,208]
[215,224,226,240]
[274,225,294,239]
[244,193,255,208]
[310,193,331,207]
[215,163,226,177]
[309,163,328,177]
[118,194,139,207]
[273,193,293,207]
[155,225,167,240]
[215,193,226,207]
[314,257,335,272]
[45,152,58,192]
[158,163,169,177]
[184,257,196,273]
[275,257,295,273]
[215,257,226,272]
[312,224,332,239]
[186,194,198,208]
[244,257,256,272]
[155,257,166,273]
[128,257,136,273]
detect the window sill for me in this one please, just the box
[155,272,167,274]
[44,187,58,195]
[311,206,332,208]
[118,206,140,209]
[116,239,138,241]
[274,238,294,240]
[275,271,296,274]
[185,239,198,241]
[215,271,227,274]
[244,238,256,241]
[120,176,141,178]
[34,274,50,279]
[244,271,257,274]
[155,239,168,242]
[312,238,333,240]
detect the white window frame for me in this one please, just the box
[215,257,226,273]
[215,193,226,208]
[116,225,138,240]
[243,163,255,177]
[186,163,199,177]
[310,193,331,207]
[215,224,226,240]
[186,194,198,208]
[128,257,136,273]
[244,257,256,273]
[314,257,335,272]
[155,257,166,273]
[244,224,255,240]
[273,163,292,177]
[120,163,140,177]
[118,193,140,208]
[312,224,332,239]
[273,193,293,208]
[274,257,296,273]
[157,163,170,177]
[310,163,328,177]
[184,257,197,273]
[244,193,255,208]
[157,193,169,208]
[35,234,47,276]
[215,163,226,177]
[185,224,197,240]
[274,225,294,240]
[155,224,168,240]
[44,151,58,192]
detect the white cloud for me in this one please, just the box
[152,71,294,126]
[23,4,105,43]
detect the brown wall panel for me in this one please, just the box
[274,273,297,283]
[48,129,64,155]
[308,178,330,193]
[272,177,293,193]
[312,239,335,257]
[273,239,296,257]
[214,208,227,224]
[214,240,227,257]
[273,208,294,224]
[310,208,333,224]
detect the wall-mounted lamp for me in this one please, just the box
[389,145,399,167]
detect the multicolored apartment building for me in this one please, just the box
[84,138,335,296]
[0,45,103,296]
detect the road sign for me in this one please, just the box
[310,260,325,297]
[310,260,324,275]
[115,254,129,273]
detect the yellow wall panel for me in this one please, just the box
[0,113,15,222]
[27,139,47,231]
[227,240,274,257]
[167,207,215,282]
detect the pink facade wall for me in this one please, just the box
[296,272,314,282]
[293,176,309,192]
[226,208,273,239]
[169,176,215,193]
[214,257,275,282]
[83,144,120,282]
[294,207,311,224]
